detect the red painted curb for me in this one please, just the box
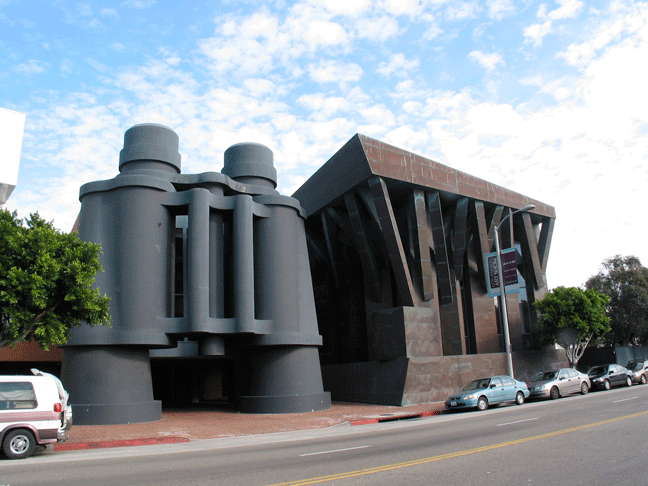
[54,436,190,451]
[350,410,442,426]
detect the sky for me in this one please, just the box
[1,0,647,290]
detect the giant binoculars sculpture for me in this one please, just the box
[61,124,330,425]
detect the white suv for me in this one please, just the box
[0,370,72,459]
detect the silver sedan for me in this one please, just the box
[527,368,590,400]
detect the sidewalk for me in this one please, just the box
[56,401,446,451]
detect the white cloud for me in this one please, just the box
[308,60,363,84]
[122,0,156,8]
[354,16,400,41]
[13,59,49,75]
[525,0,584,47]
[360,104,396,127]
[486,0,516,20]
[311,0,371,17]
[445,1,481,21]
[100,8,118,18]
[303,19,348,47]
[376,53,419,77]
[524,20,552,46]
[468,50,505,72]
[548,0,584,20]
[109,42,127,52]
[296,93,350,119]
[557,16,628,67]
[379,0,425,17]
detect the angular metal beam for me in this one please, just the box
[471,201,490,287]
[427,191,453,306]
[345,192,381,301]
[520,212,549,289]
[413,190,434,301]
[537,217,554,274]
[453,197,469,281]
[368,177,415,306]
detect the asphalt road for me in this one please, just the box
[2,385,647,486]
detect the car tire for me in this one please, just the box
[640,375,646,385]
[603,379,611,390]
[580,382,589,395]
[515,391,525,405]
[477,396,489,411]
[2,428,36,460]
[550,386,560,400]
[626,376,632,387]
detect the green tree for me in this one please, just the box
[533,286,610,368]
[585,255,648,346]
[0,209,111,350]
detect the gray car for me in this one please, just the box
[625,360,648,384]
[527,368,590,400]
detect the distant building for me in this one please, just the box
[0,107,25,205]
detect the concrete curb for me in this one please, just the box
[54,437,190,452]
[350,410,443,426]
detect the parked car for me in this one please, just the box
[0,370,72,459]
[625,359,648,384]
[445,375,529,411]
[527,368,590,399]
[587,364,633,390]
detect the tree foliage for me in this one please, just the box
[585,255,648,346]
[533,286,610,367]
[0,209,111,350]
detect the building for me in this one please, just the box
[0,107,25,205]
[61,124,331,425]
[294,134,562,406]
[5,123,563,425]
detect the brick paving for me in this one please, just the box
[63,402,446,447]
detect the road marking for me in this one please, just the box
[267,410,648,486]
[299,446,371,457]
[613,397,638,403]
[497,417,539,427]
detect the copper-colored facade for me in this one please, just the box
[294,134,559,405]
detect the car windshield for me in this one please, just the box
[626,362,641,370]
[589,366,606,376]
[463,379,490,391]
[532,371,557,382]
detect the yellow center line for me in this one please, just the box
[268,410,648,486]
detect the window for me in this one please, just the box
[0,382,37,409]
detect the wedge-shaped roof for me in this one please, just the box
[294,134,555,219]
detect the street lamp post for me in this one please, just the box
[494,204,535,379]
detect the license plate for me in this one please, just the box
[450,401,457,406]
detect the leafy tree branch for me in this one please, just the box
[0,209,111,350]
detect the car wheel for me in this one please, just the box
[580,382,589,395]
[515,391,525,405]
[626,376,632,387]
[550,386,560,400]
[640,375,646,385]
[2,429,36,459]
[603,379,611,390]
[477,396,489,411]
